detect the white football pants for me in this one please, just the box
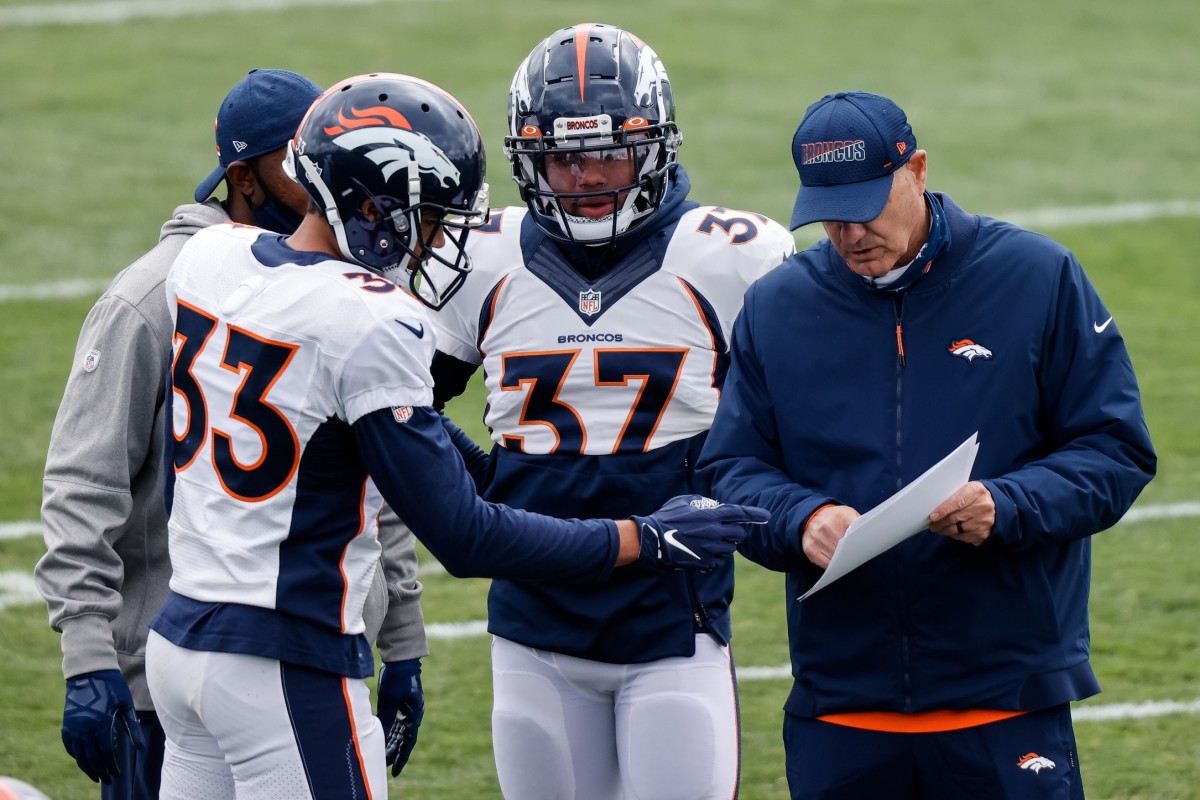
[491,633,740,800]
[146,631,386,800]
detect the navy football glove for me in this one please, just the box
[633,494,770,571]
[377,659,425,777]
[61,669,146,785]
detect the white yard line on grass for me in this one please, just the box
[0,571,43,609]
[0,521,43,541]
[425,620,490,640]
[1072,698,1200,723]
[1003,199,1200,230]
[1119,501,1200,525]
[3,200,1200,303]
[0,0,431,27]
[0,278,111,303]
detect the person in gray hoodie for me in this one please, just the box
[34,68,429,799]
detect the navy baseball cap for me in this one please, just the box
[788,91,917,230]
[194,68,322,203]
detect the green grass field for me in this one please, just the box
[2,0,1198,797]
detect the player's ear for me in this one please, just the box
[360,198,383,223]
[225,161,258,198]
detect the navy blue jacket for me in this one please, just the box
[698,193,1156,716]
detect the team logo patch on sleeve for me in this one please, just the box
[948,339,993,363]
[82,349,101,373]
[392,406,413,423]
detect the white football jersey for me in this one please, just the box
[432,205,796,456]
[164,223,435,636]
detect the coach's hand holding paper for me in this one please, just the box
[800,433,980,600]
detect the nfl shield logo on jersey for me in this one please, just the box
[579,289,602,316]
[83,349,101,373]
[392,406,413,423]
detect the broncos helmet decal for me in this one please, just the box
[324,107,463,189]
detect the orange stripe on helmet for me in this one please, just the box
[574,24,594,102]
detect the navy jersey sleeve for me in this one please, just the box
[697,292,836,572]
[355,406,617,580]
[982,252,1156,549]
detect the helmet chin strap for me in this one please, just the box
[297,152,355,262]
[376,175,425,282]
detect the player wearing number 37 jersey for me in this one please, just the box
[146,73,766,800]
[426,24,795,800]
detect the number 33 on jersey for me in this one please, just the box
[163,222,434,625]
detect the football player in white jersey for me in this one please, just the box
[144,72,768,800]
[425,24,797,800]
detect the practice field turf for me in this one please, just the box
[2,1,1198,797]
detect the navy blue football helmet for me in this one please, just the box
[505,24,682,246]
[286,73,489,308]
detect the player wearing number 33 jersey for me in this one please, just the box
[155,222,437,670]
[427,23,796,799]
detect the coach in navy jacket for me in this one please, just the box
[699,92,1156,798]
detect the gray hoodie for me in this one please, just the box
[36,201,427,710]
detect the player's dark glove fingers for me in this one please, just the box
[385,712,421,777]
[377,659,424,776]
[90,721,119,785]
[390,695,423,776]
[706,502,772,529]
[117,706,148,753]
[63,731,103,784]
[85,733,116,784]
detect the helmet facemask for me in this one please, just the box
[407,188,490,310]
[507,125,678,246]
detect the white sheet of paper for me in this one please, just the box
[799,432,980,601]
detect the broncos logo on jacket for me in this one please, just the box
[948,338,993,363]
